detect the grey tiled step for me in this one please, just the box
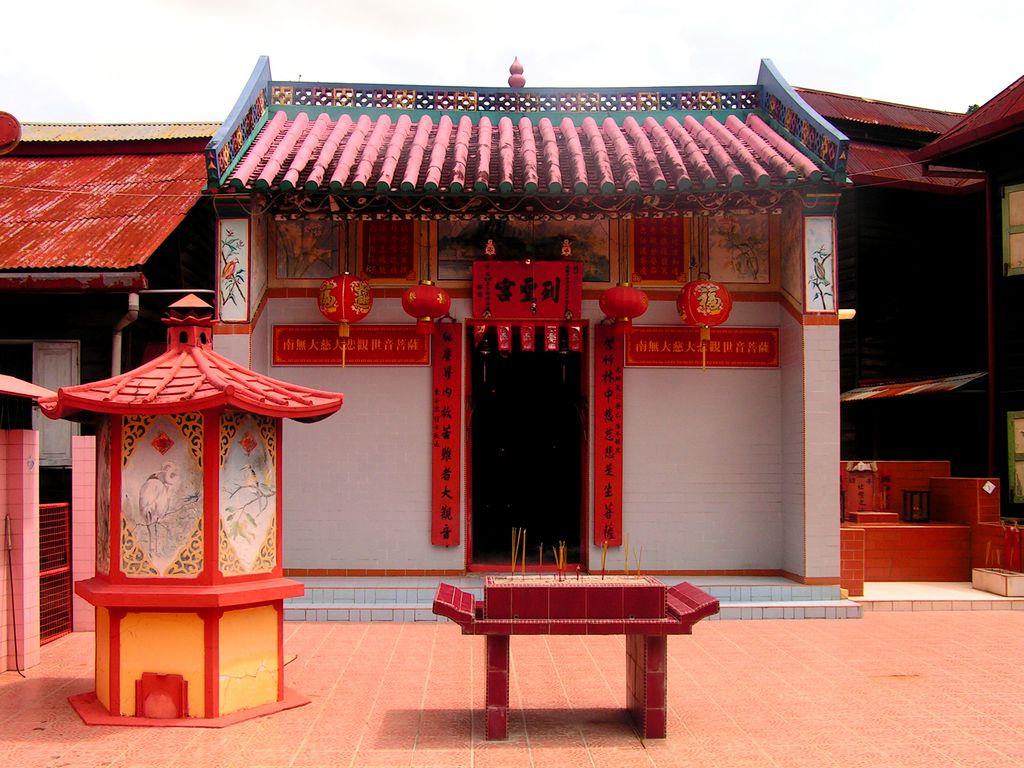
[284,578,857,621]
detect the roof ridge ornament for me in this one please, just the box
[508,57,525,89]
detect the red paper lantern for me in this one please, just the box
[0,112,22,156]
[599,283,649,336]
[402,280,451,335]
[677,280,732,330]
[317,273,372,337]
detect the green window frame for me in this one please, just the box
[1002,183,1024,276]
[1009,411,1024,503]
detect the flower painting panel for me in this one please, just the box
[95,416,111,575]
[437,219,610,282]
[120,415,203,577]
[780,202,804,308]
[219,218,249,323]
[707,214,770,284]
[805,216,836,312]
[219,413,277,574]
[275,219,342,280]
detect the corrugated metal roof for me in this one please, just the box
[846,141,979,191]
[915,74,1024,163]
[222,110,825,196]
[840,372,985,401]
[21,123,220,142]
[796,88,964,135]
[0,153,206,269]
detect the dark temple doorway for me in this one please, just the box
[468,324,586,568]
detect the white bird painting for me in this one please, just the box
[138,461,179,554]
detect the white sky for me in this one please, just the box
[2,0,1020,124]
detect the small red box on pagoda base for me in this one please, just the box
[41,296,343,726]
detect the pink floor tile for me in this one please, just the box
[7,614,1024,767]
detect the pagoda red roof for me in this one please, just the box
[0,152,205,270]
[223,111,824,196]
[40,306,342,422]
[914,74,1024,163]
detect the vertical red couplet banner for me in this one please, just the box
[431,323,462,545]
[594,323,624,546]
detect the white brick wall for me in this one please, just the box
[802,323,840,577]
[229,295,836,577]
[780,310,806,575]
[260,297,464,570]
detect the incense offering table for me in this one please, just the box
[432,575,719,739]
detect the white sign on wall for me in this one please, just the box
[218,218,250,323]
[804,217,836,313]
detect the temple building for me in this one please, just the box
[201,57,848,584]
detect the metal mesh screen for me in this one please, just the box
[39,502,71,644]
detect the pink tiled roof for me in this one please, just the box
[224,111,824,195]
[40,304,343,422]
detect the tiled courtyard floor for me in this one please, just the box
[5,611,1024,767]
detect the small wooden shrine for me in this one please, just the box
[40,295,343,725]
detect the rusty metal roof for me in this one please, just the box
[841,372,985,401]
[22,123,220,142]
[223,110,825,197]
[40,301,343,421]
[846,140,979,192]
[0,152,206,269]
[914,74,1024,163]
[796,88,964,135]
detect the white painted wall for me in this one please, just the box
[615,300,784,571]
[225,292,831,576]
[256,296,466,570]
[779,309,807,575]
[802,322,840,578]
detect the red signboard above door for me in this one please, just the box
[472,260,583,320]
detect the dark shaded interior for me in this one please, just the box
[469,326,584,566]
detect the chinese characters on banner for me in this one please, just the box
[431,324,462,545]
[625,327,779,368]
[594,323,624,546]
[272,325,430,366]
[472,260,583,319]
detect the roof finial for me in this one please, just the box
[508,57,526,89]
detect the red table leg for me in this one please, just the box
[485,635,510,739]
[626,634,667,738]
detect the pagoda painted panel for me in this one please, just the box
[119,414,204,578]
[96,416,111,575]
[218,411,277,575]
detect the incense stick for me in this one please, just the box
[522,529,526,575]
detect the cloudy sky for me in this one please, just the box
[2,0,1019,124]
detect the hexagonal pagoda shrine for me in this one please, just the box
[40,295,343,725]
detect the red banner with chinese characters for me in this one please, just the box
[272,325,430,366]
[625,326,779,368]
[431,323,462,545]
[472,260,583,319]
[594,323,624,546]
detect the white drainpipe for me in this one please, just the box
[111,292,140,376]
